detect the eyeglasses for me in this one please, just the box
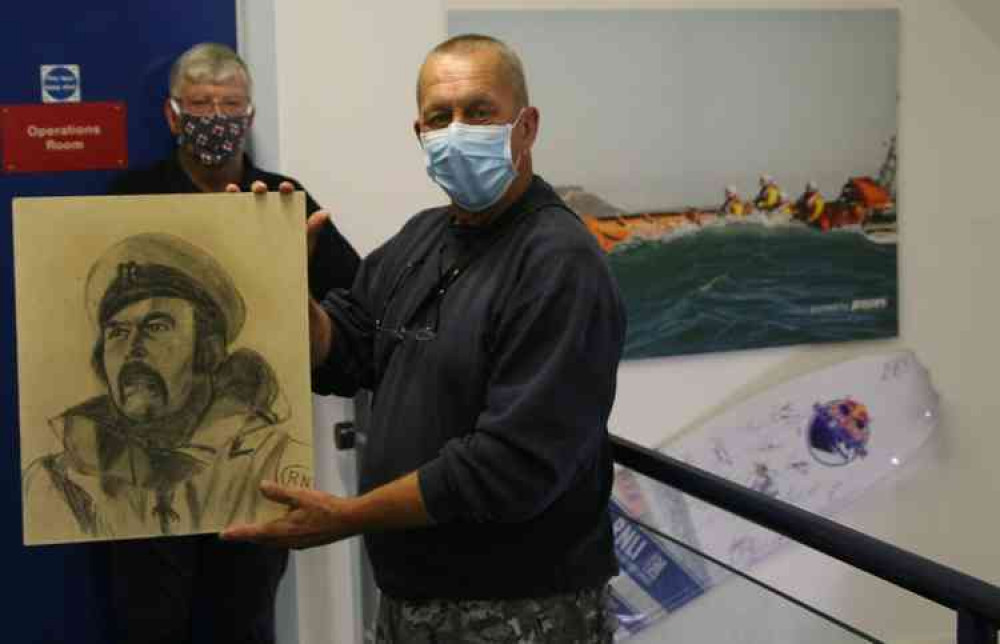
[171,96,253,118]
[374,253,443,346]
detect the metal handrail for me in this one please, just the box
[621,512,881,642]
[610,434,1000,642]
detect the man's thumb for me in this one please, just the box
[307,211,331,258]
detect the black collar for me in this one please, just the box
[445,175,566,243]
[164,152,263,193]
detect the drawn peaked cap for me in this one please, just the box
[85,232,246,344]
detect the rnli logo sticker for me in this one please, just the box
[807,398,871,466]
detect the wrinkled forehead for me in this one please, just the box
[418,50,513,107]
[106,296,197,325]
[176,66,250,97]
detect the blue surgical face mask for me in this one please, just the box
[420,110,524,212]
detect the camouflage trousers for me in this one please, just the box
[374,585,617,643]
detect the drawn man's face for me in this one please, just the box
[103,297,197,422]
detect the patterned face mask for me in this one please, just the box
[171,99,251,167]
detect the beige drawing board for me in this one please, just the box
[14,192,313,545]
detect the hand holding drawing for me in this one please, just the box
[306,210,335,365]
[226,181,337,366]
[221,471,432,549]
[232,180,335,257]
[224,179,295,194]
[220,481,355,549]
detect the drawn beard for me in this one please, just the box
[117,361,170,421]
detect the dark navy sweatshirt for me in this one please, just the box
[317,176,624,600]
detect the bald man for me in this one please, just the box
[226,34,624,643]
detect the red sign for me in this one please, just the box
[1,102,127,173]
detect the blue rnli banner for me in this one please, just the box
[608,500,706,635]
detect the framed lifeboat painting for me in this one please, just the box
[450,8,900,360]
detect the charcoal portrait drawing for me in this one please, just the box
[15,195,313,545]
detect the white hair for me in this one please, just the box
[169,43,252,98]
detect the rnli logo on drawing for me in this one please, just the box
[279,464,312,489]
[40,65,81,103]
[806,398,871,466]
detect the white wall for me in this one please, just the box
[251,1,446,258]
[241,0,1000,642]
